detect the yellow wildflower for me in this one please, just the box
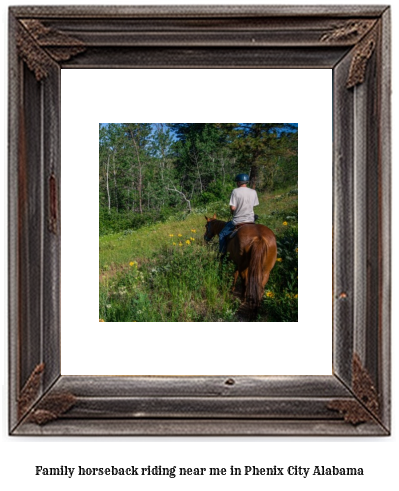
[186,240,191,245]
[266,291,274,298]
[179,242,183,247]
[173,242,176,246]
[190,237,195,241]
[277,258,283,262]
[294,294,298,299]
[295,248,298,253]
[283,221,288,226]
[178,234,182,237]
[169,234,174,237]
[99,319,105,322]
[129,261,136,267]
[191,229,196,233]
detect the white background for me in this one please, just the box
[1,1,398,491]
[61,68,332,376]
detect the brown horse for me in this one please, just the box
[204,214,277,308]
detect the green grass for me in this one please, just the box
[99,186,298,322]
[100,244,240,322]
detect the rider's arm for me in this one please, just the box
[230,205,236,214]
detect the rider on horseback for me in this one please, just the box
[219,174,259,256]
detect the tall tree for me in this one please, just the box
[169,124,225,193]
[221,123,296,189]
[99,124,112,211]
[123,123,152,214]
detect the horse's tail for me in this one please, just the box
[246,236,268,308]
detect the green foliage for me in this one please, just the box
[171,124,236,199]
[195,179,234,205]
[220,123,298,190]
[99,123,298,230]
[262,223,298,322]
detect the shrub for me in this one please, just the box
[263,223,298,322]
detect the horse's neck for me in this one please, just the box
[213,220,227,235]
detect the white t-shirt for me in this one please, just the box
[229,186,259,224]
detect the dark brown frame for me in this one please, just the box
[9,5,391,436]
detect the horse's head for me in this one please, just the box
[204,214,217,242]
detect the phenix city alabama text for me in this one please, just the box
[35,465,364,479]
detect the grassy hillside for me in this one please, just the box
[99,186,298,322]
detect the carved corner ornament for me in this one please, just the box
[18,363,45,419]
[346,28,378,89]
[27,392,77,425]
[17,363,76,425]
[320,19,376,44]
[328,354,380,425]
[320,20,377,89]
[17,19,85,81]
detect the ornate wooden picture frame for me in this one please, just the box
[9,5,391,435]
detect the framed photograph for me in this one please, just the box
[96,121,300,324]
[9,5,391,435]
